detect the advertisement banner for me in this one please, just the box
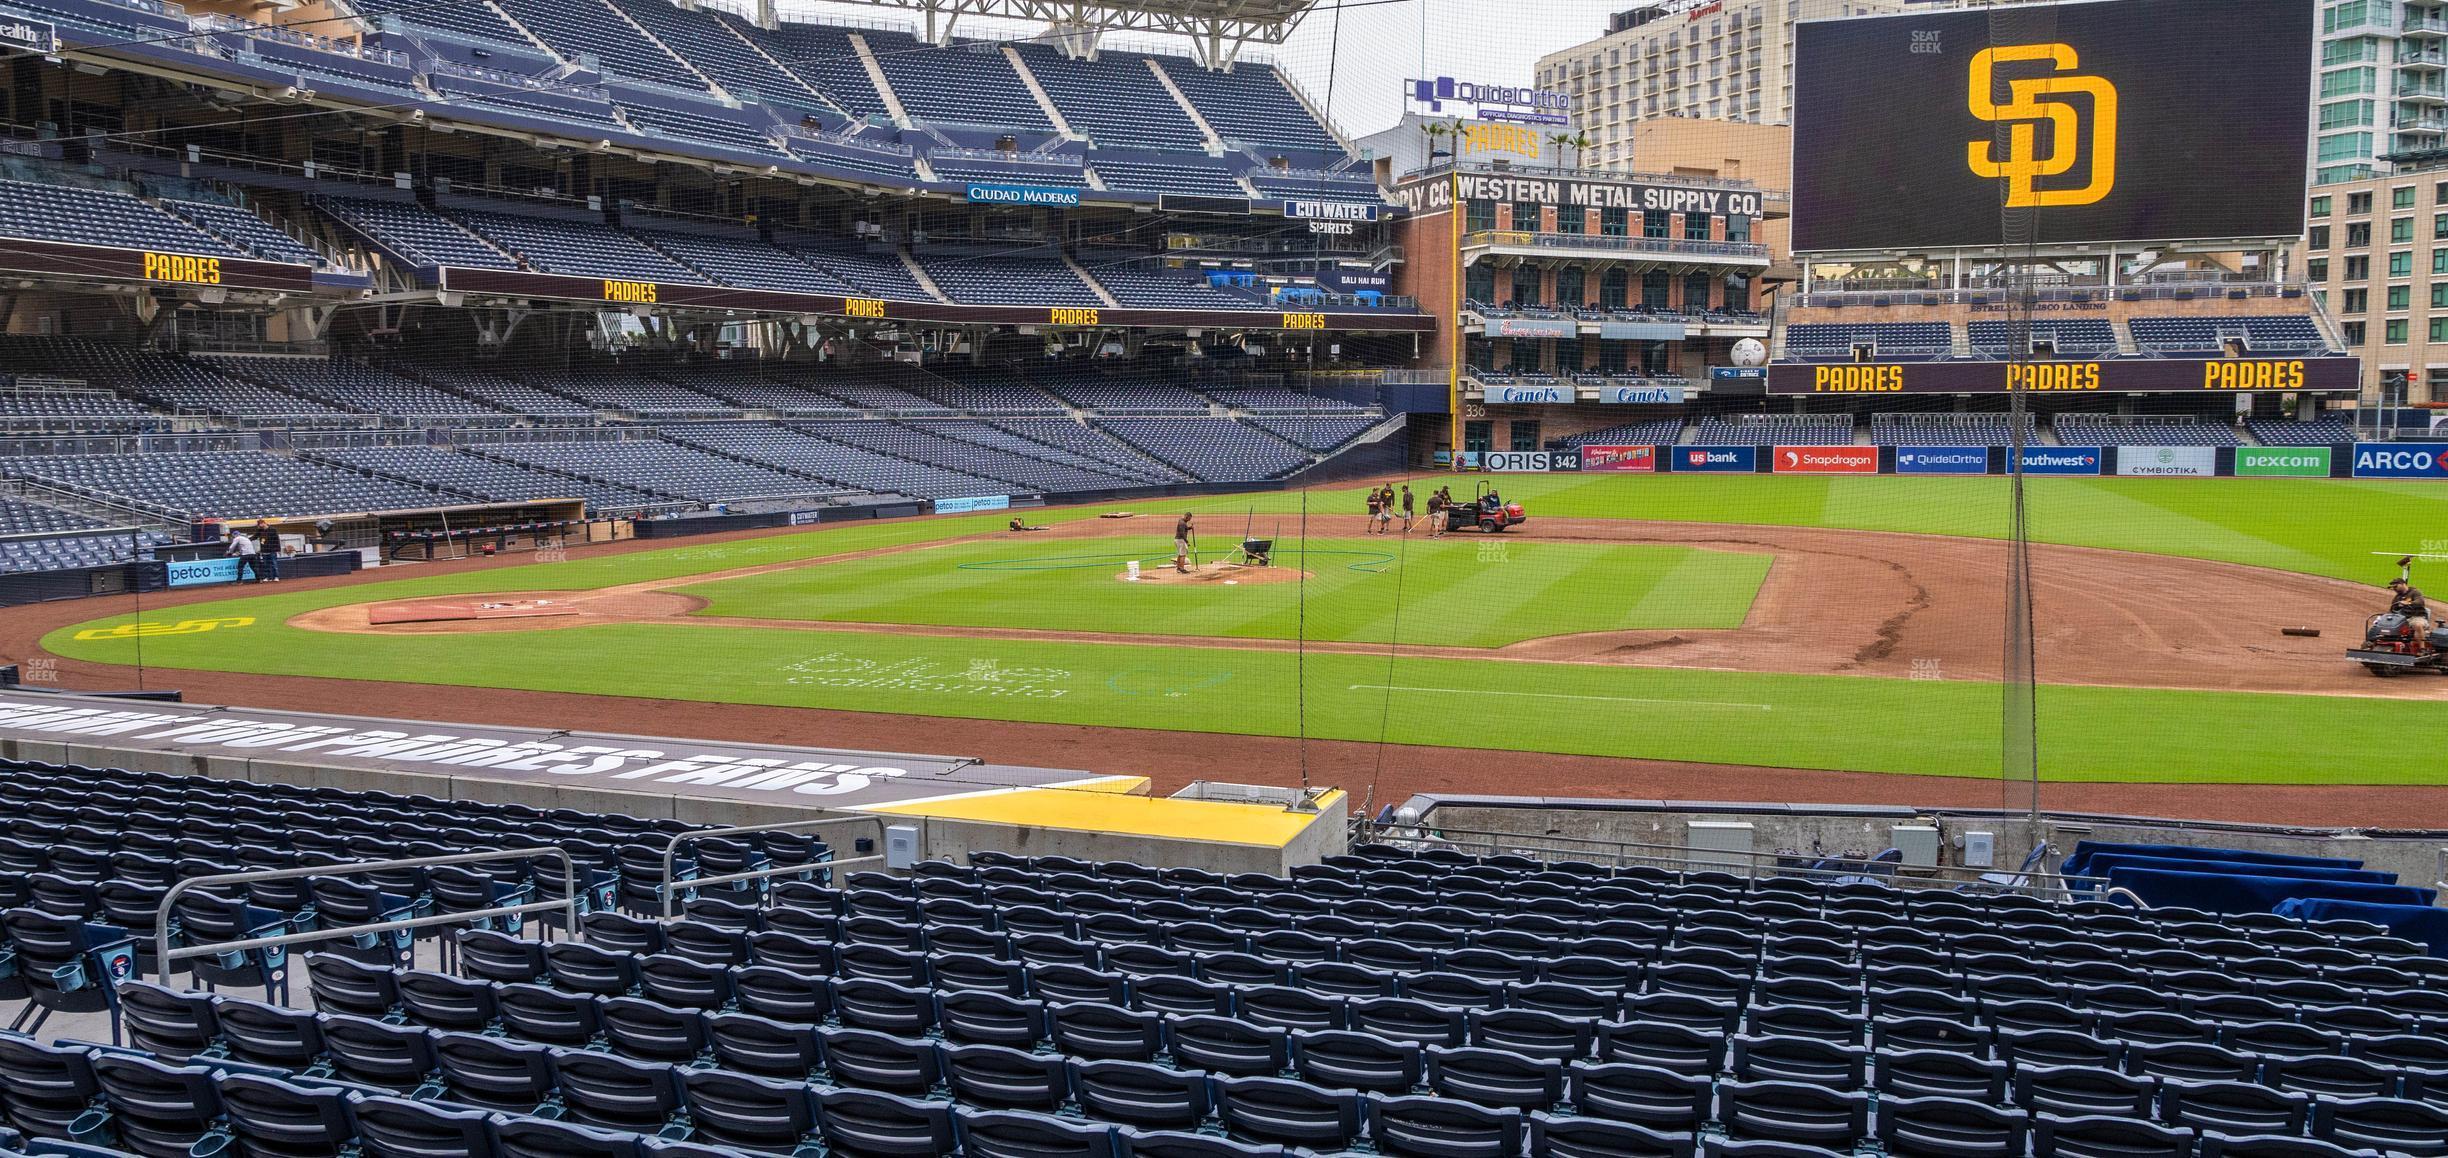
[1599,385,1686,405]
[1894,445,1992,475]
[935,495,1012,514]
[1484,318,1579,339]
[1282,200,1380,223]
[1485,384,1572,404]
[2017,447,2103,476]
[1712,366,1769,382]
[1482,451,1552,473]
[2234,446,2333,477]
[165,557,242,588]
[963,183,1082,208]
[1580,445,1657,472]
[2352,443,2448,479]
[0,17,55,53]
[2115,445,2216,477]
[1768,358,2359,395]
[1596,321,1687,341]
[1674,445,1758,473]
[1773,445,1881,474]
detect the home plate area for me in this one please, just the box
[364,598,582,625]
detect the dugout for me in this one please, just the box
[189,501,597,562]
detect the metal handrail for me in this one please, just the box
[153,847,578,983]
[657,816,890,918]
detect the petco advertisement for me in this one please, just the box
[1674,446,1757,473]
[1482,451,1552,472]
[165,557,242,588]
[2353,443,2448,479]
[935,495,1011,513]
[2018,447,2103,476]
[1773,445,1880,475]
[1894,446,1990,475]
[2115,446,2216,477]
[1580,445,1657,472]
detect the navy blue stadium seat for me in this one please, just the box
[2033,1114,2196,1158]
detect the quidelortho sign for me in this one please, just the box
[2353,443,2448,479]
[2235,446,2333,477]
[1894,446,1991,475]
[2114,445,2216,477]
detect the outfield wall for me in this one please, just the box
[1490,443,2447,479]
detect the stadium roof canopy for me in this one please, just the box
[784,0,1323,57]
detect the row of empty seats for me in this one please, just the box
[1782,317,2334,360]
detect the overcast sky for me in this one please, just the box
[771,0,1610,137]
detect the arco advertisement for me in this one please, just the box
[2352,443,2448,479]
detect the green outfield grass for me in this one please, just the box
[675,536,1769,647]
[1172,475,2448,585]
[43,474,2448,784]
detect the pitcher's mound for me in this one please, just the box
[1120,561,1308,587]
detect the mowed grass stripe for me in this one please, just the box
[44,618,2442,784]
[677,536,1765,648]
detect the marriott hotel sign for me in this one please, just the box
[1394,172,1763,218]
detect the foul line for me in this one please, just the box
[1348,684,1774,711]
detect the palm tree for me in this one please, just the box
[1425,120,1453,163]
[1549,130,1595,169]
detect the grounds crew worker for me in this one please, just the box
[2393,556,2433,650]
[1174,513,1195,574]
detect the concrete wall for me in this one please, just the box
[7,734,1346,873]
[1415,798,2447,892]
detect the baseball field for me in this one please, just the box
[35,473,2448,788]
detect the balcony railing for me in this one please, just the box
[1462,229,1770,260]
